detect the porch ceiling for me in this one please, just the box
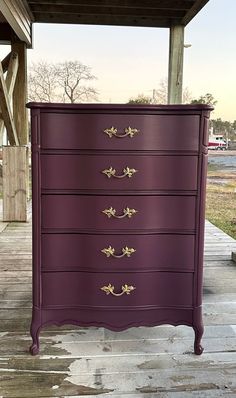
[0,1,210,46]
[27,0,209,28]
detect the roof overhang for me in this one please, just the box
[28,0,209,28]
[0,1,33,46]
[0,0,210,47]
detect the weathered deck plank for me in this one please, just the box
[0,205,236,397]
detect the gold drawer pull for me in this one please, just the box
[102,207,137,219]
[102,166,137,179]
[101,245,136,258]
[101,283,136,297]
[104,126,139,138]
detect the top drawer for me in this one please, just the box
[40,113,200,151]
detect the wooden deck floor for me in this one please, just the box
[1,204,236,397]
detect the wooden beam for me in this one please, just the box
[31,13,175,28]
[0,0,32,45]
[28,0,195,10]
[0,62,19,145]
[2,146,28,222]
[30,4,186,18]
[168,24,184,104]
[0,52,19,144]
[12,41,28,146]
[181,0,209,25]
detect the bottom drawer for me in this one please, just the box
[42,271,193,308]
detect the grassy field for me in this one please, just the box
[206,163,236,240]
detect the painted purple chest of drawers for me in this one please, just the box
[27,102,213,355]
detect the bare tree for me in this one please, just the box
[153,78,192,104]
[28,60,98,103]
[55,61,98,103]
[153,78,168,104]
[28,61,59,102]
[182,87,193,104]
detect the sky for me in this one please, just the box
[1,0,236,121]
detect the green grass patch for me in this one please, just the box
[206,183,236,239]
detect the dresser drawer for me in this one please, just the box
[41,154,198,191]
[41,271,193,308]
[41,234,195,272]
[40,113,200,151]
[41,195,196,231]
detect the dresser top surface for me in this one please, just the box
[26,102,214,113]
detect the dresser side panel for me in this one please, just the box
[193,112,210,307]
[31,109,42,308]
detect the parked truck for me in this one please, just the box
[208,134,227,150]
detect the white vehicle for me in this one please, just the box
[208,134,227,150]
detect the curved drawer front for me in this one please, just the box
[41,154,198,191]
[40,113,200,151]
[42,271,193,308]
[41,195,196,231]
[41,234,195,272]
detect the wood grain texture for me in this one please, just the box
[12,41,29,146]
[2,146,28,221]
[26,0,208,28]
[0,52,19,145]
[168,24,184,104]
[0,62,19,145]
[27,0,195,10]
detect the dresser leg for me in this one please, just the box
[193,307,204,355]
[193,324,204,355]
[29,307,41,355]
[30,331,40,355]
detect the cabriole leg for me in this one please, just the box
[193,306,204,355]
[193,323,204,355]
[30,327,40,355]
[30,307,41,355]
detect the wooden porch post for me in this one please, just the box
[12,39,29,203]
[11,40,28,146]
[2,40,29,222]
[168,25,184,104]
[2,146,28,221]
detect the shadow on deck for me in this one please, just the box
[0,205,236,397]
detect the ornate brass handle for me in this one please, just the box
[104,126,139,138]
[101,246,136,258]
[102,166,137,179]
[102,207,137,219]
[101,283,136,297]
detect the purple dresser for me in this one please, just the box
[27,103,213,355]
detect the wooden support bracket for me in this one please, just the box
[0,54,19,146]
[1,52,12,73]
